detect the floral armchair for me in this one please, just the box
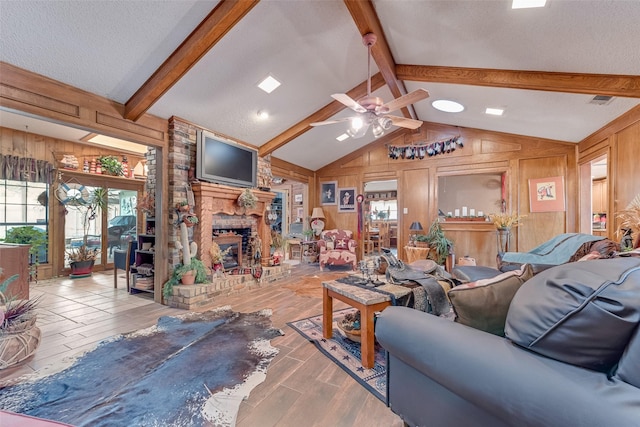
[317,229,357,271]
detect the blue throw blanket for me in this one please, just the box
[501,233,604,265]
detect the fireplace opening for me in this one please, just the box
[213,227,252,269]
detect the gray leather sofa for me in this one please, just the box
[376,257,640,427]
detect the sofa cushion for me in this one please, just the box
[614,325,640,387]
[505,257,640,372]
[448,264,533,336]
[451,265,501,283]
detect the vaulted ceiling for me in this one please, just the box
[1,0,639,171]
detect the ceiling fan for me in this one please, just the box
[311,32,429,138]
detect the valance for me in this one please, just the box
[0,155,54,184]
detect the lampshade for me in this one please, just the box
[311,207,325,219]
[409,221,423,231]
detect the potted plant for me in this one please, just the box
[183,214,198,227]
[302,228,315,242]
[97,155,124,176]
[175,201,190,212]
[66,187,107,277]
[162,257,208,297]
[0,269,41,369]
[424,219,453,265]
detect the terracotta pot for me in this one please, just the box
[180,270,196,285]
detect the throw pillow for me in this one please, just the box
[335,239,349,250]
[325,240,335,250]
[505,257,640,373]
[448,264,534,336]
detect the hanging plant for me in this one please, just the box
[237,188,257,209]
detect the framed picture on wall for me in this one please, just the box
[529,176,566,212]
[338,187,356,212]
[321,181,337,205]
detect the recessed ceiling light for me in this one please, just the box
[485,107,504,116]
[257,75,281,94]
[336,133,349,142]
[432,100,464,113]
[512,0,547,9]
[257,110,269,119]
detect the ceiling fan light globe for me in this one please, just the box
[372,123,384,138]
[350,116,364,131]
[379,117,393,130]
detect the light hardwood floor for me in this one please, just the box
[0,263,403,426]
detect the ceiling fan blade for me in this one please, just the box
[382,88,430,113]
[310,117,352,127]
[386,115,423,130]
[331,94,367,113]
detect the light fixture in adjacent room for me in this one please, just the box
[257,75,281,94]
[486,107,505,116]
[432,100,464,113]
[257,110,269,119]
[336,133,349,142]
[512,0,547,9]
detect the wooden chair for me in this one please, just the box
[113,240,137,291]
[364,223,381,254]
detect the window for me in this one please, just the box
[369,200,398,221]
[0,179,49,263]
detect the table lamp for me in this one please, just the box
[311,207,326,236]
[409,221,423,245]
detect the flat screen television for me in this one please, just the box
[196,130,257,188]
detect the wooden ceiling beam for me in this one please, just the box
[124,0,259,121]
[396,65,640,98]
[258,73,385,157]
[343,0,416,120]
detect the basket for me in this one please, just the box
[337,318,361,343]
[0,315,41,370]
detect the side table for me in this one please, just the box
[322,280,391,368]
[404,245,429,264]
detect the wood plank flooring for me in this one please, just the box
[0,263,403,426]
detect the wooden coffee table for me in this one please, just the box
[322,280,391,368]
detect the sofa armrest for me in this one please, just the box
[375,306,640,427]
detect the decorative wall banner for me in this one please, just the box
[387,136,462,160]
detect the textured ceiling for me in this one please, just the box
[1,0,638,171]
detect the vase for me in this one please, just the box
[496,227,511,253]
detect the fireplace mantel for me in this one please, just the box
[192,183,275,267]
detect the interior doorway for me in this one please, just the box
[363,180,398,254]
[579,154,608,237]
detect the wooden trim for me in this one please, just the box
[396,64,640,98]
[270,157,314,180]
[0,62,168,148]
[343,0,415,120]
[124,0,259,121]
[258,73,385,157]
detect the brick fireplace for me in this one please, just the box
[192,182,275,269]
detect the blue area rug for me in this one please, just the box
[288,308,387,402]
[0,307,283,427]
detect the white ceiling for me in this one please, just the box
[1,0,639,171]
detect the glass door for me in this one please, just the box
[105,188,138,264]
[64,185,102,268]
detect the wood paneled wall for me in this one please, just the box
[579,105,640,241]
[316,121,577,266]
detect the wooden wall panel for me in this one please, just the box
[516,156,569,252]
[399,168,430,254]
[612,122,640,235]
